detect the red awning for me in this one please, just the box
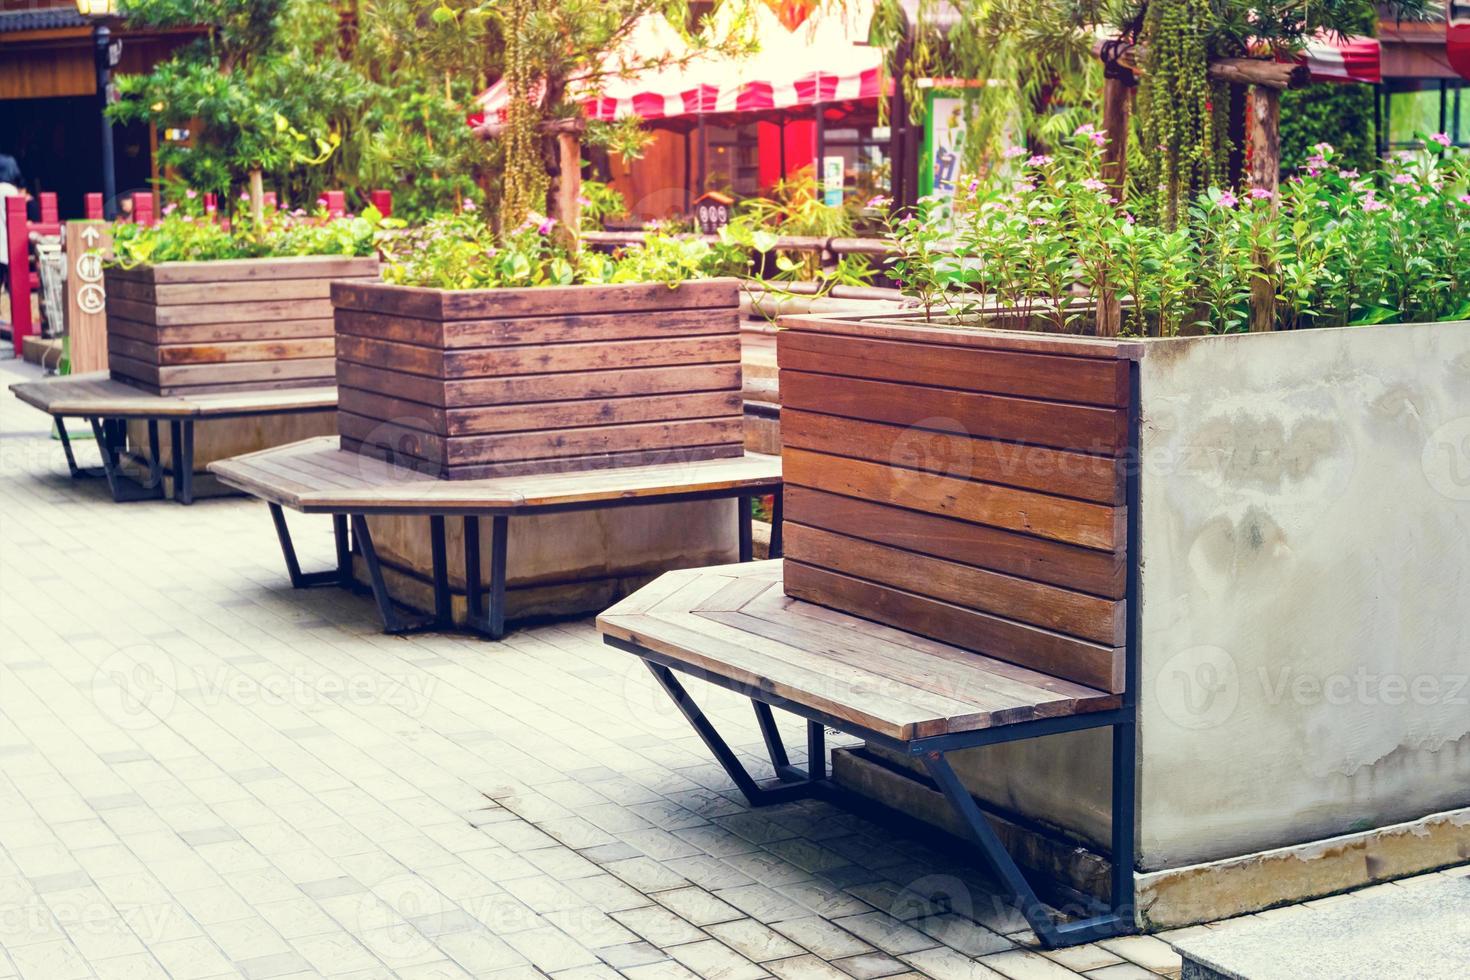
[1298,33,1381,84]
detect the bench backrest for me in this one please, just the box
[777,314,1139,694]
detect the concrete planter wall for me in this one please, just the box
[105,256,379,394]
[780,312,1470,924]
[330,278,745,478]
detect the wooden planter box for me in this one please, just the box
[105,256,379,395]
[331,278,745,478]
[777,314,1137,693]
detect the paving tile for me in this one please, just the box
[1039,944,1125,973]
[1082,963,1158,980]
[981,949,1089,980]
[766,953,853,980]
[900,946,1012,980]
[612,904,708,947]
[666,938,768,980]
[656,886,747,926]
[705,918,804,963]
[1095,936,1182,975]
[831,951,912,978]
[770,916,874,960]
[829,912,938,956]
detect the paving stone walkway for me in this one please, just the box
[0,357,1459,980]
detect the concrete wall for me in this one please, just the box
[845,320,1470,877]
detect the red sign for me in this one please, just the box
[1452,1,1470,81]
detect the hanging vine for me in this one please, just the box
[1135,0,1231,227]
[501,0,547,230]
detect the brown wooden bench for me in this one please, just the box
[210,436,784,639]
[9,372,335,504]
[599,558,1137,949]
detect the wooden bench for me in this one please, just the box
[9,372,336,504]
[210,436,784,639]
[599,559,1137,948]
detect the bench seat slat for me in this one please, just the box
[598,561,1121,741]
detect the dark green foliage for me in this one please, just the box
[1281,84,1377,175]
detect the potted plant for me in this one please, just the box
[106,198,385,395]
[333,210,746,477]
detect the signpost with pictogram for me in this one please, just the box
[65,221,113,374]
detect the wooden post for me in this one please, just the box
[1100,76,1131,198]
[5,197,33,356]
[1248,85,1281,333]
[249,168,265,225]
[65,221,112,373]
[555,132,582,239]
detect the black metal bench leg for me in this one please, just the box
[144,419,163,490]
[334,514,352,590]
[462,514,508,640]
[268,503,347,590]
[807,719,825,778]
[56,417,103,479]
[430,516,453,627]
[738,495,754,562]
[648,663,815,808]
[769,488,784,558]
[171,419,195,505]
[350,514,432,635]
[88,416,163,502]
[753,702,808,782]
[921,742,1134,948]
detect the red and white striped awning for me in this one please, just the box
[1299,34,1381,84]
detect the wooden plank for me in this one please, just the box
[781,410,1122,505]
[741,586,1118,710]
[784,487,1124,598]
[340,412,744,467]
[777,329,1130,406]
[342,388,738,437]
[106,296,337,327]
[336,361,740,410]
[108,315,335,345]
[331,277,739,320]
[8,374,194,417]
[341,435,744,481]
[781,371,1128,455]
[783,523,1124,645]
[779,314,1145,360]
[151,357,336,387]
[783,561,1125,693]
[105,255,378,285]
[107,276,366,306]
[336,334,740,380]
[335,306,736,349]
[785,448,1123,552]
[154,337,336,365]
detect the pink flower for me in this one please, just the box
[866,195,891,208]
[1430,133,1452,148]
[1081,178,1107,193]
[239,192,250,202]
[185,189,197,200]
[316,196,328,207]
[1459,194,1470,206]
[1337,169,1359,179]
[966,177,979,194]
[1249,188,1274,201]
[462,199,477,212]
[1218,191,1238,208]
[1074,123,1096,137]
[1002,145,1028,160]
[1413,195,1430,205]
[1393,174,1415,186]
[291,208,307,217]
[1014,180,1036,193]
[1124,212,1136,225]
[1026,154,1053,168]
[1090,131,1107,147]
[162,203,177,216]
[1312,142,1334,155]
[537,216,556,235]
[1362,193,1388,213]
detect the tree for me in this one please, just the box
[112,0,361,215]
[489,0,755,229]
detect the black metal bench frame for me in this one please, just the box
[54,415,195,504]
[603,373,1143,950]
[268,486,784,641]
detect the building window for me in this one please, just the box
[1378,79,1467,151]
